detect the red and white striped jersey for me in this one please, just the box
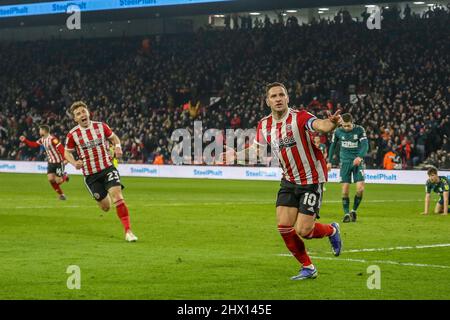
[65,121,114,176]
[36,135,65,163]
[254,108,328,185]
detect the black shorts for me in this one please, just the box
[276,179,324,218]
[47,162,65,177]
[84,166,124,201]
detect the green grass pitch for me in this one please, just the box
[0,172,449,300]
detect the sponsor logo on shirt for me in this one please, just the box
[276,136,296,150]
[80,138,104,150]
[342,141,359,148]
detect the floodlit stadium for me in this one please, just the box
[0,0,449,303]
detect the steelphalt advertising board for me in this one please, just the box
[1,160,448,185]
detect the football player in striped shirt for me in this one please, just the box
[223,82,343,280]
[19,124,69,200]
[64,101,138,242]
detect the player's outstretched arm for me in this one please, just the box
[235,143,263,165]
[19,136,40,148]
[219,143,261,165]
[421,193,431,215]
[313,110,342,134]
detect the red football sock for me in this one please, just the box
[115,199,131,233]
[304,223,334,239]
[278,225,312,267]
[50,181,63,195]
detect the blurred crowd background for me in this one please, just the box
[0,3,449,169]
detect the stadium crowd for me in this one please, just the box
[0,4,449,169]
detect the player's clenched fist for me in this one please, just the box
[19,135,26,142]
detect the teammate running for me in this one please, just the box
[19,125,69,200]
[64,101,138,242]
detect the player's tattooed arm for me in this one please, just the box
[221,144,262,165]
[312,110,342,133]
[235,143,263,165]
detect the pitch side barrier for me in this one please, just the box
[1,160,449,185]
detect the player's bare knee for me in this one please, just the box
[298,226,314,238]
[98,197,111,212]
[108,189,123,203]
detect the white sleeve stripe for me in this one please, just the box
[306,118,317,132]
[360,137,367,141]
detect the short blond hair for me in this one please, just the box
[69,101,89,116]
[265,82,288,97]
[427,167,438,176]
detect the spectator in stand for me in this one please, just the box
[383,149,398,170]
[230,114,241,129]
[0,8,449,169]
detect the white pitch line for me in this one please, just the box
[4,205,96,209]
[309,256,450,269]
[344,243,450,253]
[277,254,450,269]
[277,243,450,256]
